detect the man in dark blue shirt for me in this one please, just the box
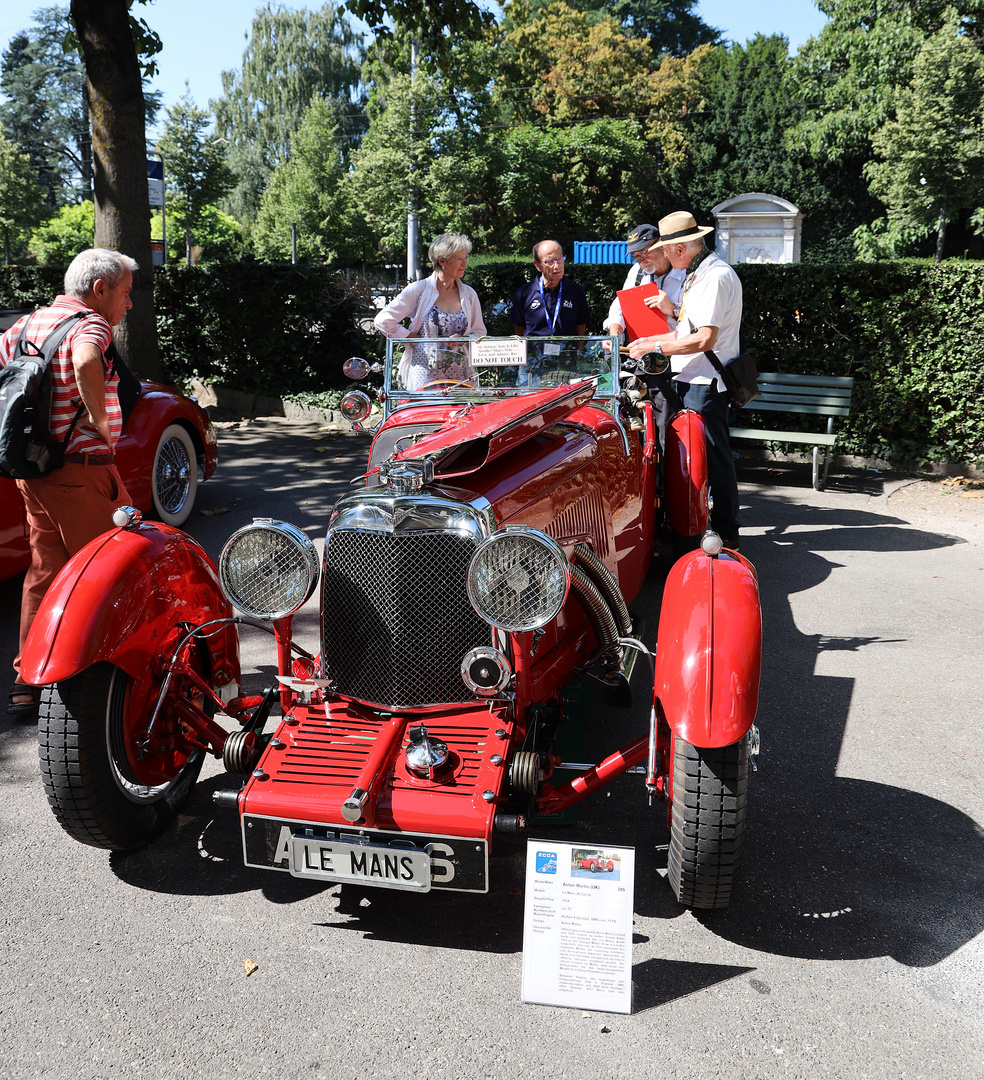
[510,240,590,338]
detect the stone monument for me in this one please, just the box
[711,193,804,264]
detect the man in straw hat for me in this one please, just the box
[628,211,742,548]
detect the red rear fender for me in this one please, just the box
[655,549,761,748]
[21,522,239,691]
[664,409,709,537]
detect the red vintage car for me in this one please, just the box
[22,335,761,910]
[0,310,218,581]
[576,855,615,873]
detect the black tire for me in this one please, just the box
[152,423,198,526]
[667,734,749,910]
[590,862,599,872]
[38,662,204,851]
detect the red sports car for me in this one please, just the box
[21,334,761,911]
[0,310,218,582]
[577,855,615,873]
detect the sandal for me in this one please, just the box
[7,684,41,722]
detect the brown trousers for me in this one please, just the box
[14,461,130,681]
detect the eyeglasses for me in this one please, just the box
[539,256,565,266]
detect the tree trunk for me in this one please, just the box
[70,0,162,380]
[936,200,947,265]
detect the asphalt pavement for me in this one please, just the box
[1,418,982,1080]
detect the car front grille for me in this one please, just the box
[321,530,490,708]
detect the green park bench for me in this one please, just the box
[729,371,855,491]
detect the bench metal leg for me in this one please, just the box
[813,418,835,491]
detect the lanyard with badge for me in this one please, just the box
[539,279,564,356]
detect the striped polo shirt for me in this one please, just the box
[0,296,122,455]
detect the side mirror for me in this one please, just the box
[343,357,370,380]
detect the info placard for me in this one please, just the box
[521,840,634,1014]
[471,337,527,367]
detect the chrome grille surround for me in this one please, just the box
[321,490,496,708]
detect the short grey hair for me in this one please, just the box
[681,238,706,256]
[64,248,139,300]
[428,233,473,267]
[533,240,564,262]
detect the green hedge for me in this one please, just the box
[154,264,372,396]
[3,260,982,464]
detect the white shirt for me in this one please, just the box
[672,251,742,387]
[604,265,685,336]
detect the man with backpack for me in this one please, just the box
[1,248,137,720]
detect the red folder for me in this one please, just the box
[616,282,670,341]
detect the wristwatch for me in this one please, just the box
[671,306,680,320]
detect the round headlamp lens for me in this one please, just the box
[467,527,570,632]
[219,519,320,619]
[340,390,371,423]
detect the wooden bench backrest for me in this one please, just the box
[748,372,854,418]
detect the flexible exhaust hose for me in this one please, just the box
[570,565,619,653]
[572,544,632,638]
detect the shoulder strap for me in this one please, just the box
[15,310,91,365]
[703,348,728,379]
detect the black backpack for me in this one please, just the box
[0,311,91,479]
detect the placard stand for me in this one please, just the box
[521,840,635,1014]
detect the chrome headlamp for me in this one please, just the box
[219,519,320,619]
[467,526,570,632]
[339,390,372,423]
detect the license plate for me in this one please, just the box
[242,814,489,892]
[290,835,431,892]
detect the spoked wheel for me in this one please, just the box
[38,660,206,850]
[667,733,749,910]
[152,423,198,526]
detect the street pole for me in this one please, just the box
[407,37,421,282]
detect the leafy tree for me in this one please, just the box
[70,0,160,379]
[1,3,162,209]
[213,3,364,225]
[496,1,665,124]
[341,0,495,62]
[578,0,721,58]
[28,199,94,265]
[491,118,659,249]
[150,203,246,265]
[0,6,86,208]
[155,88,233,257]
[346,71,441,255]
[0,132,46,263]
[662,34,867,260]
[864,10,984,262]
[252,95,363,263]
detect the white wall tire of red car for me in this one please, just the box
[151,423,198,526]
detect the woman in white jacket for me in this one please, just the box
[374,233,486,390]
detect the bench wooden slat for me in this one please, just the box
[748,400,852,416]
[730,427,838,446]
[757,373,854,389]
[756,382,855,399]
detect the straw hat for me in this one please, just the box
[654,211,714,246]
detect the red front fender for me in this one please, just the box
[654,549,761,748]
[664,408,709,537]
[21,521,240,691]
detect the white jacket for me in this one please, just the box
[374,274,487,339]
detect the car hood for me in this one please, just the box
[388,382,595,479]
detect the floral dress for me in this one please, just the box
[404,305,472,390]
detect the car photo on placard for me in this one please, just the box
[571,848,620,880]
